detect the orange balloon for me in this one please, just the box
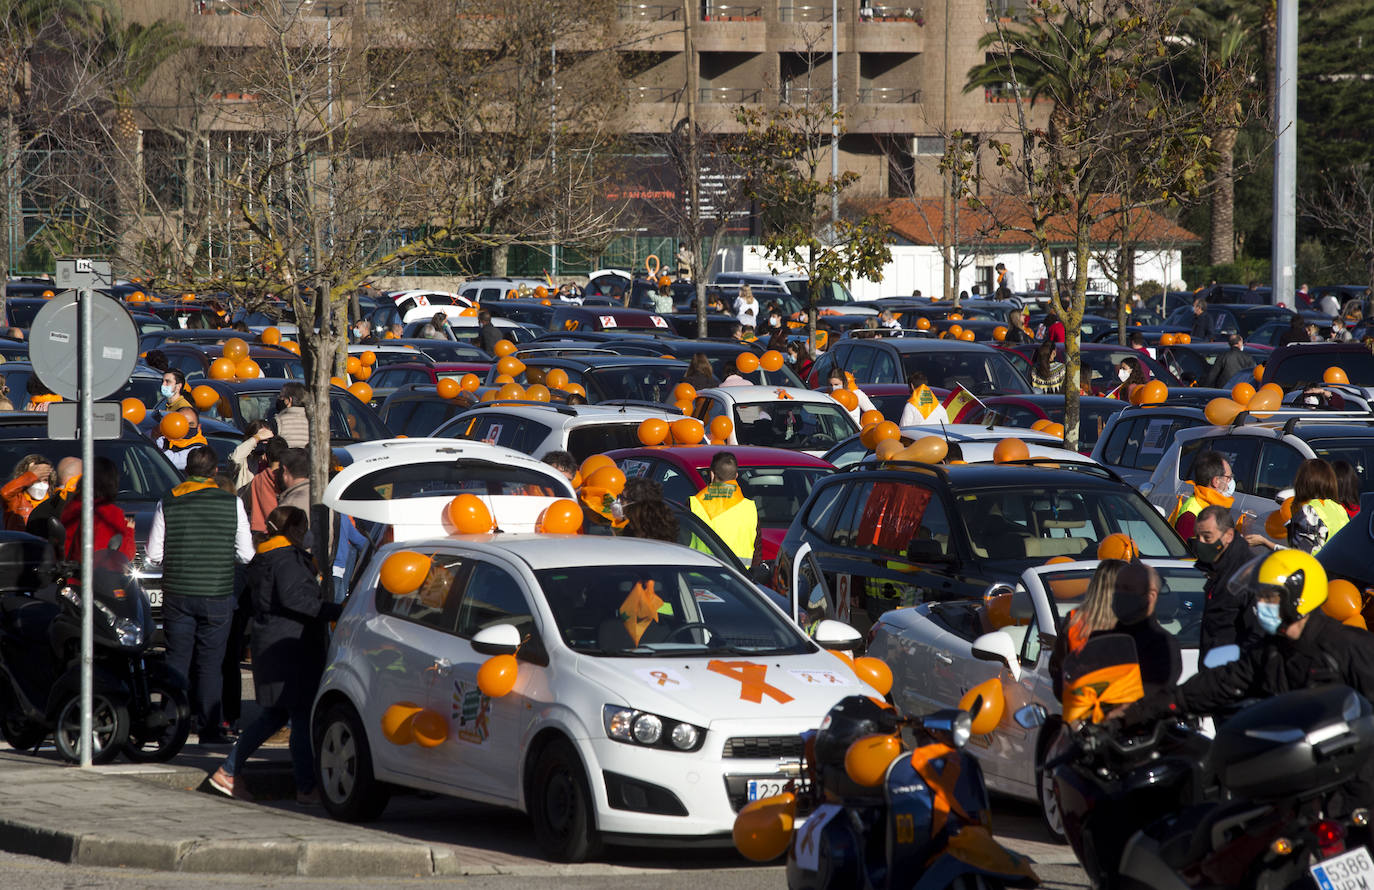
[671,416,706,445]
[639,417,670,445]
[993,437,1030,463]
[1204,397,1243,426]
[1030,418,1052,432]
[496,356,526,378]
[959,329,975,342]
[280,341,301,355]
[120,397,146,425]
[477,654,519,697]
[348,382,373,403]
[736,352,760,374]
[948,324,963,338]
[860,409,884,428]
[860,424,882,451]
[411,709,449,747]
[1247,389,1280,413]
[959,678,1006,735]
[361,350,377,366]
[525,383,551,402]
[1046,555,1075,565]
[674,382,698,403]
[565,383,586,397]
[1259,382,1284,401]
[1253,364,1265,382]
[916,317,932,331]
[674,399,695,415]
[210,357,236,379]
[346,356,363,377]
[1042,423,1065,438]
[1138,380,1167,405]
[1325,366,1349,385]
[993,325,1008,341]
[330,376,347,388]
[1231,382,1255,404]
[831,388,858,411]
[1176,333,1192,345]
[852,656,893,695]
[874,439,903,461]
[355,366,372,381]
[380,550,431,595]
[585,465,627,496]
[539,369,566,390]
[760,350,785,372]
[908,435,949,463]
[159,412,188,439]
[235,358,260,379]
[493,339,516,357]
[844,734,902,787]
[190,385,218,410]
[497,382,525,401]
[223,337,249,361]
[1160,333,1177,347]
[871,421,899,444]
[1346,614,1368,630]
[580,454,615,478]
[537,499,583,534]
[448,493,495,534]
[1097,533,1139,561]
[459,373,481,391]
[380,702,423,745]
[1324,579,1362,621]
[261,326,281,345]
[732,792,797,863]
[437,377,461,400]
[710,415,734,442]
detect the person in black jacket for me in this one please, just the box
[1190,299,1215,341]
[1193,505,1264,655]
[1111,561,1181,697]
[1204,335,1256,388]
[210,506,341,803]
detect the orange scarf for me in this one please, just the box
[171,477,220,497]
[1062,663,1144,724]
[166,431,208,451]
[692,480,744,519]
[907,384,938,418]
[26,393,62,410]
[844,371,858,391]
[1189,482,1234,510]
[579,485,626,528]
[257,535,292,554]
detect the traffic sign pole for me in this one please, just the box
[79,286,93,767]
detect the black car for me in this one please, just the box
[1158,342,1272,387]
[1163,303,1295,339]
[652,340,803,387]
[774,461,1189,632]
[1258,343,1374,390]
[809,338,1033,395]
[484,354,687,404]
[189,379,391,445]
[376,386,478,438]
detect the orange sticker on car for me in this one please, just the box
[707,659,795,704]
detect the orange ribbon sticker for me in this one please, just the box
[909,743,968,835]
[707,660,795,704]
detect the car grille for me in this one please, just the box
[722,735,805,760]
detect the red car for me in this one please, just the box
[606,444,836,562]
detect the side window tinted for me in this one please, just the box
[803,482,848,540]
[375,553,468,633]
[855,482,950,559]
[845,345,875,382]
[870,348,899,384]
[1182,436,1261,494]
[1255,442,1305,500]
[829,481,875,549]
[174,354,204,380]
[455,561,534,639]
[656,463,697,505]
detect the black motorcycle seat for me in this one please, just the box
[1156,797,1267,870]
[1,597,60,640]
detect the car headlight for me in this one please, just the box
[113,617,144,648]
[602,705,705,752]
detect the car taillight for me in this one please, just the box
[1314,819,1346,857]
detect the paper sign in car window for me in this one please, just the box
[650,316,669,328]
[599,316,618,328]
[1140,419,1174,452]
[483,423,502,445]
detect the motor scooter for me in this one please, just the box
[0,533,189,763]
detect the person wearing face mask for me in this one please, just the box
[157,369,192,412]
[273,382,310,449]
[1168,449,1234,539]
[1193,505,1264,656]
[158,407,207,472]
[352,319,376,345]
[1115,551,1374,814]
[1105,560,1182,698]
[1329,316,1352,343]
[26,456,81,551]
[1112,356,1147,400]
[2,454,52,531]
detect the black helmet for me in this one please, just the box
[813,695,899,772]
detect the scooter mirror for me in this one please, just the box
[1202,644,1241,669]
[971,631,1021,682]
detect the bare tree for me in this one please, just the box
[1305,165,1374,300]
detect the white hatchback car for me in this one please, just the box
[432,402,679,463]
[313,534,877,860]
[691,385,860,457]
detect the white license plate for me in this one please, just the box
[747,779,786,802]
[1310,846,1374,890]
[147,590,162,608]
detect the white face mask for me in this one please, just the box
[1219,478,1236,498]
[1118,367,1131,382]
[26,482,48,500]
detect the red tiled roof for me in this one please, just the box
[855,195,1201,248]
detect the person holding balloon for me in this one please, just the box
[826,369,876,426]
[157,407,208,472]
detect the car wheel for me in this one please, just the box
[315,701,390,822]
[122,681,191,762]
[1036,724,1068,845]
[53,693,129,764]
[0,710,46,752]
[529,738,603,862]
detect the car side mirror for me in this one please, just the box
[972,631,1022,682]
[472,623,521,656]
[812,619,862,651]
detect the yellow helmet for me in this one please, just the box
[1253,549,1327,623]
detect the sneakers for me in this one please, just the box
[295,787,321,807]
[209,767,255,802]
[263,727,291,748]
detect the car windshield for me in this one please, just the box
[729,466,833,527]
[586,366,685,403]
[234,392,390,441]
[248,356,303,379]
[968,402,1123,450]
[410,342,487,362]
[956,485,1188,569]
[1308,438,1374,493]
[899,351,1031,395]
[1271,351,1374,388]
[340,462,563,499]
[1040,565,1205,648]
[733,401,854,451]
[6,302,42,327]
[0,438,179,503]
[534,563,811,657]
[566,423,649,463]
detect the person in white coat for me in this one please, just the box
[898,371,950,426]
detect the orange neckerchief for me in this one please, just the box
[579,485,626,528]
[1062,662,1144,724]
[59,475,81,498]
[26,394,62,409]
[617,580,663,646]
[907,384,938,418]
[257,535,292,554]
[692,480,744,520]
[1189,482,1234,510]
[171,477,219,497]
[166,431,208,451]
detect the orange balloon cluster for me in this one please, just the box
[1129,380,1168,406]
[831,389,858,412]
[671,416,706,445]
[1205,381,1285,426]
[638,417,670,446]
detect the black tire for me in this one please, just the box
[122,681,191,762]
[0,710,46,752]
[315,701,390,822]
[1036,722,1068,844]
[529,738,602,862]
[53,693,129,764]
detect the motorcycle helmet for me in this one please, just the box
[813,696,899,796]
[1229,549,1328,625]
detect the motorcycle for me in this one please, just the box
[1045,684,1374,890]
[734,692,1039,890]
[0,532,190,764]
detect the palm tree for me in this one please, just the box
[1200,15,1247,265]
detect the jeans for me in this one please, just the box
[223,702,315,793]
[162,593,235,733]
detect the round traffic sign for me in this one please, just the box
[30,292,139,401]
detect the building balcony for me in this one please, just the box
[858,3,923,24]
[700,2,763,21]
[858,86,920,103]
[778,3,832,22]
[699,86,764,103]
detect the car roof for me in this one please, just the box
[457,403,674,421]
[337,437,559,469]
[829,461,1127,488]
[879,339,1005,354]
[527,355,687,370]
[698,385,837,403]
[982,394,1121,406]
[606,444,835,468]
[404,532,723,570]
[896,423,1065,443]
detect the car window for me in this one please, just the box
[374,551,468,633]
[371,369,401,388]
[1309,439,1374,494]
[855,481,949,559]
[1255,441,1306,500]
[829,480,875,549]
[172,353,204,380]
[734,466,832,527]
[1044,565,1205,648]
[656,463,697,505]
[871,348,898,384]
[1271,351,1374,388]
[510,420,553,455]
[733,401,854,451]
[1121,415,1196,471]
[330,395,390,441]
[405,400,462,436]
[899,351,1030,396]
[380,399,414,430]
[565,423,648,463]
[845,344,875,382]
[1180,436,1261,495]
[587,367,684,403]
[803,481,848,540]
[340,462,563,500]
[455,561,534,639]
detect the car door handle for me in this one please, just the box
[935,653,953,665]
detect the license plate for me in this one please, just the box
[1310,846,1374,890]
[147,590,162,608]
[747,779,786,802]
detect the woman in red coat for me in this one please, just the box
[62,456,134,561]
